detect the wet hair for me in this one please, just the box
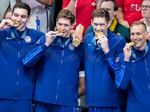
[56,9,75,25]
[92,8,110,23]
[12,2,31,17]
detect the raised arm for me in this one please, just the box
[23,31,56,66]
[115,43,132,90]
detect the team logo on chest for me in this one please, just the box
[24,36,32,43]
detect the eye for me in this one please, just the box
[136,32,142,36]
[58,23,69,27]
[131,33,135,36]
[93,23,105,26]
[13,13,19,17]
[21,15,27,19]
[63,24,69,27]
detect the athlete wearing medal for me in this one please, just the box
[0,2,44,112]
[23,9,84,112]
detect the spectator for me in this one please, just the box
[141,0,150,40]
[116,0,142,26]
[63,0,96,37]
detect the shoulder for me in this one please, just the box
[28,28,45,36]
[109,30,125,41]
[84,32,94,42]
[0,27,11,37]
[108,31,126,47]
[85,25,93,34]
[27,28,45,42]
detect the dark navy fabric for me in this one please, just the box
[0,99,32,112]
[23,36,84,106]
[89,106,122,112]
[115,42,150,112]
[0,27,44,100]
[84,30,126,107]
[35,102,77,112]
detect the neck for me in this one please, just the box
[17,26,26,32]
[145,18,150,26]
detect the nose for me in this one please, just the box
[131,34,138,41]
[96,25,103,31]
[17,16,21,21]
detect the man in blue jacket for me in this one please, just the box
[115,21,150,112]
[23,9,84,112]
[0,2,44,112]
[84,9,126,112]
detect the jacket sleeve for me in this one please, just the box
[22,35,47,67]
[115,61,132,90]
[105,36,126,71]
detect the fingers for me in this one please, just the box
[71,30,82,41]
[124,43,131,51]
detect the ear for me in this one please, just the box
[145,32,150,40]
[27,15,31,23]
[91,20,94,26]
[114,10,117,16]
[71,23,75,29]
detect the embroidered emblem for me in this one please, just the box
[24,36,31,43]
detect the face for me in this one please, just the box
[92,17,108,34]
[101,1,115,20]
[142,0,150,19]
[130,24,147,50]
[12,8,29,31]
[56,18,73,38]
[4,11,12,19]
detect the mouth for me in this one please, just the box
[57,30,65,36]
[95,31,104,39]
[12,20,20,27]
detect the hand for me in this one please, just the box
[123,43,132,61]
[71,30,82,42]
[0,19,13,29]
[96,35,109,54]
[45,31,57,47]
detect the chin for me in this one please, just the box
[17,27,25,31]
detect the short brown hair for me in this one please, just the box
[13,2,31,17]
[56,9,75,25]
[131,21,147,31]
[92,9,110,23]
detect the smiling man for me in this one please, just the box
[115,21,150,112]
[0,2,44,112]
